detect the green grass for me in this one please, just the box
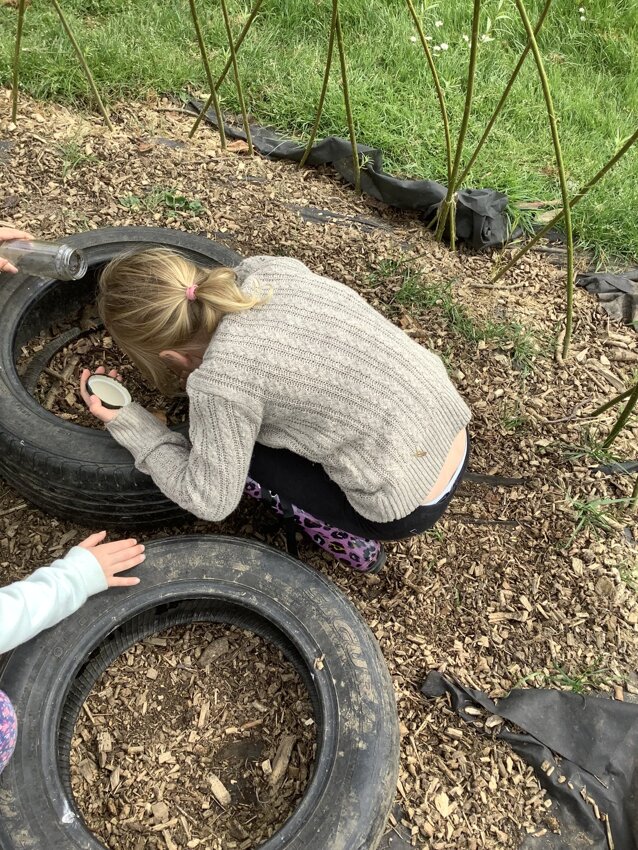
[566,493,627,544]
[120,187,206,215]
[1,0,637,261]
[514,659,615,693]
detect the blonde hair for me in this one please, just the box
[98,248,266,393]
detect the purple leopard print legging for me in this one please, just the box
[0,690,17,775]
[245,477,383,572]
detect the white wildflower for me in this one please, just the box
[426,35,433,41]
[578,6,585,11]
[435,20,443,27]
[580,14,586,20]
[410,35,417,42]
[462,34,470,42]
[440,42,449,50]
[433,44,441,51]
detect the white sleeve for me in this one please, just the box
[0,547,108,654]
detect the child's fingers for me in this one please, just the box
[100,538,140,555]
[0,259,19,274]
[79,369,92,405]
[109,575,141,587]
[111,552,146,572]
[78,530,107,549]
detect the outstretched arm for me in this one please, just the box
[105,392,261,522]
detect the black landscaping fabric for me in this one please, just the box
[189,100,511,250]
[577,269,638,328]
[188,102,638,330]
[421,671,638,850]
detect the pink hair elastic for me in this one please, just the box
[185,284,198,302]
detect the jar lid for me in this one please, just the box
[86,374,132,409]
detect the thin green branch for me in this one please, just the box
[188,0,225,148]
[219,0,253,155]
[603,382,638,448]
[189,0,264,139]
[493,125,638,281]
[457,0,553,185]
[590,385,635,418]
[334,2,360,193]
[11,0,27,123]
[405,0,452,188]
[512,0,574,358]
[300,0,338,168]
[435,0,482,247]
[49,0,113,131]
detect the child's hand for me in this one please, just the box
[79,366,122,423]
[78,531,144,587]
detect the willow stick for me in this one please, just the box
[457,0,553,185]
[219,0,253,154]
[493,125,638,282]
[189,0,264,139]
[405,0,452,190]
[435,0,482,247]
[629,475,638,513]
[589,385,635,418]
[334,2,360,193]
[49,0,113,131]
[603,382,638,449]
[11,0,27,123]
[299,1,338,168]
[188,0,225,148]
[512,0,574,357]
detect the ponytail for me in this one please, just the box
[98,248,266,393]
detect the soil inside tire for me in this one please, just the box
[16,303,188,429]
[69,622,316,850]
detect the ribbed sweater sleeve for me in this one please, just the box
[106,396,260,522]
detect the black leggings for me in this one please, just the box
[248,435,470,541]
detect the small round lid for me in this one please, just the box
[86,374,132,409]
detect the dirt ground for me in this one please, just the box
[1,87,637,850]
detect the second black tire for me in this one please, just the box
[0,226,241,528]
[0,535,400,850]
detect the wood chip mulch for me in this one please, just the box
[1,88,637,850]
[70,623,315,850]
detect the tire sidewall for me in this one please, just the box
[0,536,399,850]
[0,227,242,526]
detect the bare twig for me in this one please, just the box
[334,2,360,193]
[603,382,638,448]
[509,0,574,358]
[188,0,226,148]
[11,0,27,123]
[435,0,482,247]
[493,125,638,278]
[219,0,252,154]
[189,0,264,139]
[49,0,113,131]
[0,502,27,518]
[405,0,452,191]
[300,0,338,168]
[457,0,553,184]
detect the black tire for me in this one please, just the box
[0,535,400,850]
[0,226,241,529]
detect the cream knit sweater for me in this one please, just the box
[107,256,471,523]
